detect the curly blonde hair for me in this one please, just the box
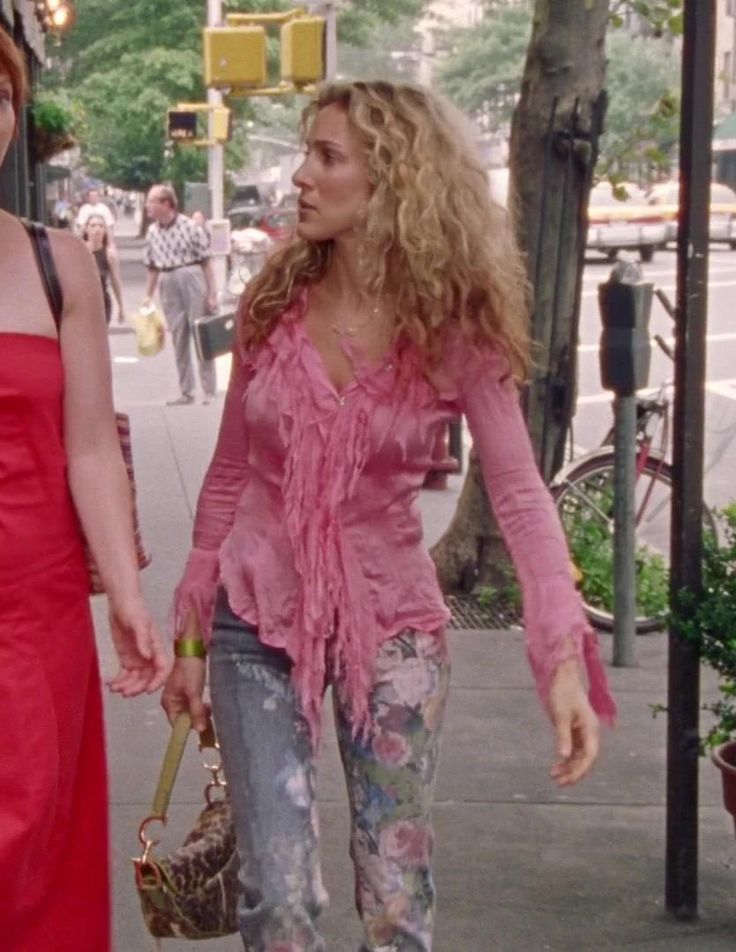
[240,80,530,377]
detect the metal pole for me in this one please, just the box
[207,0,226,296]
[301,1,337,80]
[665,0,716,920]
[323,1,337,80]
[612,393,637,666]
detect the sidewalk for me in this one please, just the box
[100,229,735,951]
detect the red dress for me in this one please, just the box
[0,334,110,950]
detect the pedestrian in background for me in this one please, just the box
[163,80,616,952]
[76,185,116,239]
[142,184,218,405]
[83,212,126,325]
[0,30,169,952]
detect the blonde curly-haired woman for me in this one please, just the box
[163,80,616,952]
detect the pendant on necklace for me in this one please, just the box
[330,322,358,337]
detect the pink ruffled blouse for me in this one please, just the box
[174,288,616,741]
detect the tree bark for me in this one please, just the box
[431,0,610,593]
[512,0,609,480]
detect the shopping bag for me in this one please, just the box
[134,303,166,357]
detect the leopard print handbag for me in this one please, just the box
[134,714,240,940]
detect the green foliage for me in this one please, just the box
[72,47,207,190]
[339,17,419,82]
[476,573,522,614]
[437,3,531,133]
[610,0,684,36]
[436,1,680,183]
[598,32,680,182]
[561,485,669,620]
[677,505,736,749]
[337,0,426,49]
[31,91,78,135]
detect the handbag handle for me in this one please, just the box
[21,219,64,330]
[151,713,219,819]
[137,713,219,863]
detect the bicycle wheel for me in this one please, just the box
[552,454,716,634]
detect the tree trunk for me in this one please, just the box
[512,0,609,480]
[431,0,609,593]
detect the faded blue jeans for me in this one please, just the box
[209,588,451,952]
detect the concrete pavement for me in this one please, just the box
[98,222,735,951]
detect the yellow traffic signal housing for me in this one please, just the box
[211,106,232,142]
[281,17,325,86]
[204,26,266,88]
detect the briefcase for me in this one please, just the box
[193,310,236,361]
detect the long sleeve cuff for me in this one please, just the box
[172,548,220,642]
[523,575,617,726]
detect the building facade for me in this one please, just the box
[715,0,736,119]
[714,1,736,187]
[0,0,46,217]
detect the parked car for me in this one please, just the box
[645,180,736,247]
[226,183,274,212]
[227,204,269,231]
[586,182,667,263]
[257,209,297,244]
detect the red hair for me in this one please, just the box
[0,27,27,136]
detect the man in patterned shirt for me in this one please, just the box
[142,184,219,405]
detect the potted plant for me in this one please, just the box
[678,503,736,832]
[30,92,77,162]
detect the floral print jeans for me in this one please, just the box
[209,589,451,952]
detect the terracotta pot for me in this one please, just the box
[711,740,736,836]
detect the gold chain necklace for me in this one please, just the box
[329,297,381,337]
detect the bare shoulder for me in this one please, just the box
[47,227,99,305]
[47,226,90,270]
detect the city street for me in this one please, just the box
[578,248,736,510]
[102,222,736,951]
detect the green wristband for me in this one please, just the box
[174,638,207,659]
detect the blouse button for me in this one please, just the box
[384,362,394,371]
[337,395,346,406]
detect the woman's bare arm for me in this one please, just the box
[51,229,169,693]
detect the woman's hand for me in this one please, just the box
[161,657,210,733]
[547,659,600,787]
[107,594,171,698]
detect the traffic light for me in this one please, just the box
[211,106,232,143]
[168,110,198,142]
[281,16,325,86]
[204,26,266,88]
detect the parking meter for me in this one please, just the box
[598,261,653,396]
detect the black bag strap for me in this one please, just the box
[21,219,64,330]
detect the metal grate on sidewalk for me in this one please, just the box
[446,594,522,631]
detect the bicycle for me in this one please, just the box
[549,288,717,634]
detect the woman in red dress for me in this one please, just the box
[0,32,170,951]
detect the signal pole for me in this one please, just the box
[207,0,226,294]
